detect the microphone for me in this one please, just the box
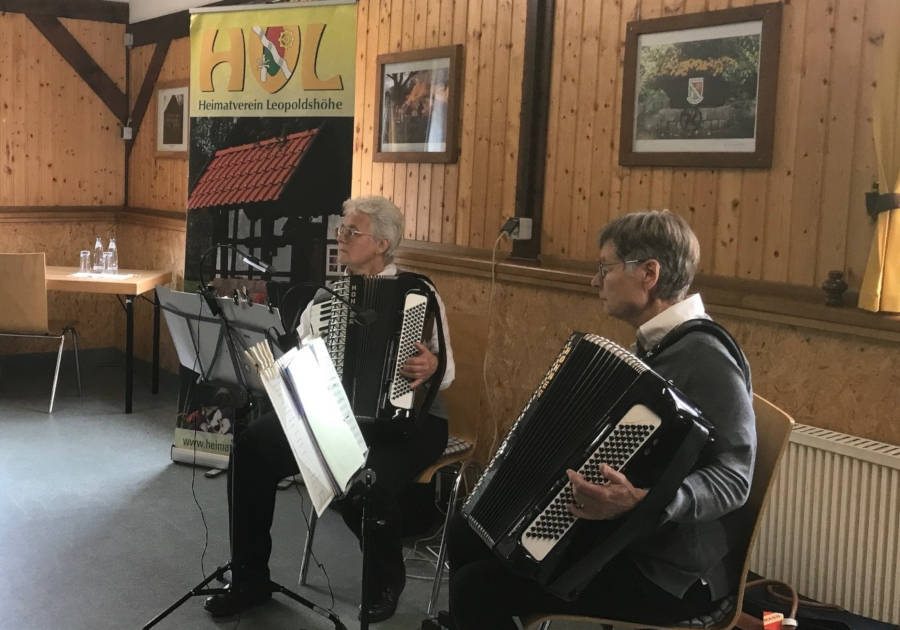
[317,284,378,326]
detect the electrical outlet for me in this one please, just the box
[510,217,532,240]
[499,217,533,240]
[121,126,133,141]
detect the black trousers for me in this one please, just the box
[447,513,714,630]
[227,410,447,592]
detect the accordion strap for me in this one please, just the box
[644,318,751,390]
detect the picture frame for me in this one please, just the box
[619,3,782,168]
[373,45,463,164]
[155,81,189,159]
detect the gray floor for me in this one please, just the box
[0,350,457,630]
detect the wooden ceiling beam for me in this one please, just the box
[0,0,128,23]
[27,14,128,123]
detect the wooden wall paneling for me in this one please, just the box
[414,0,432,241]
[646,0,679,217]
[737,169,766,278]
[569,0,602,261]
[379,0,404,204]
[454,0,483,247]
[713,170,742,275]
[362,0,379,196]
[427,0,452,243]
[608,0,640,225]
[787,0,837,286]
[844,1,886,287]
[350,0,368,197]
[692,169,718,273]
[816,0,866,283]
[481,0,513,247]
[0,19,11,203]
[762,0,806,283]
[467,0,499,248]
[585,0,621,249]
[500,0,526,238]
[400,0,417,239]
[441,0,468,245]
[369,0,390,197]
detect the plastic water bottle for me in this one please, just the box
[92,236,104,272]
[107,237,118,274]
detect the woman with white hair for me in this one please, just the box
[205,196,454,622]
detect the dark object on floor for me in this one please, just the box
[203,582,272,618]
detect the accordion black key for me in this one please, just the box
[461,332,712,600]
[310,274,436,425]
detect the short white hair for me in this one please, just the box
[342,196,405,263]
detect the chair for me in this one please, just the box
[0,253,81,413]
[521,393,794,630]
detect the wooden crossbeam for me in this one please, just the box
[0,0,128,23]
[26,14,128,123]
[128,40,173,153]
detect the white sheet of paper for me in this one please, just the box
[259,358,335,515]
[281,340,367,494]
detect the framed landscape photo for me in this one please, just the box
[373,45,463,163]
[619,3,782,168]
[155,81,189,159]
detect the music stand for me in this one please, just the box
[144,287,346,630]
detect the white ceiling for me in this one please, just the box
[127,0,213,23]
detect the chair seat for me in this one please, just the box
[416,436,473,484]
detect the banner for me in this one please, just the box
[176,1,356,469]
[190,1,356,117]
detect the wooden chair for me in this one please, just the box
[521,394,794,630]
[0,252,81,413]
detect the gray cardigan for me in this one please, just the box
[632,329,756,601]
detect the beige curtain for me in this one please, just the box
[859,19,900,313]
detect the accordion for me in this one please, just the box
[310,274,438,425]
[461,332,712,600]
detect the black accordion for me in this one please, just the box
[461,332,712,600]
[310,274,438,425]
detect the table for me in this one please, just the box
[46,266,174,414]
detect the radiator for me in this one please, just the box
[750,424,900,624]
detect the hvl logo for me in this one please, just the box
[198,23,344,94]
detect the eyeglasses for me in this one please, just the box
[335,225,372,241]
[596,259,646,280]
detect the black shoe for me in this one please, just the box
[362,583,402,623]
[203,582,272,617]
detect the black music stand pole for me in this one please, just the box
[357,468,377,630]
[143,290,347,630]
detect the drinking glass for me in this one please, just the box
[79,250,91,273]
[102,251,114,274]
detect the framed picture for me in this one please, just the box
[373,45,463,163]
[155,81,189,159]
[619,3,782,168]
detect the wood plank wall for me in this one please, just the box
[351,0,527,249]
[352,0,896,291]
[0,13,125,206]
[127,38,190,213]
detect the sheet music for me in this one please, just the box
[248,339,367,517]
[280,338,367,495]
[257,358,335,515]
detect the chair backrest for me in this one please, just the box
[441,310,489,459]
[0,252,49,334]
[727,394,794,621]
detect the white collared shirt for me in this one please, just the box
[635,293,708,354]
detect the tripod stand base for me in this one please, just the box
[141,562,347,630]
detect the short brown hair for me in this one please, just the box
[597,210,700,301]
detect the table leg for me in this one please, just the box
[126,295,134,414]
[152,289,160,394]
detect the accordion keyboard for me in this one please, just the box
[388,292,429,409]
[521,404,661,562]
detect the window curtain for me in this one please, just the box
[858,21,900,313]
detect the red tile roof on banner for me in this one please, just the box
[187,128,319,210]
